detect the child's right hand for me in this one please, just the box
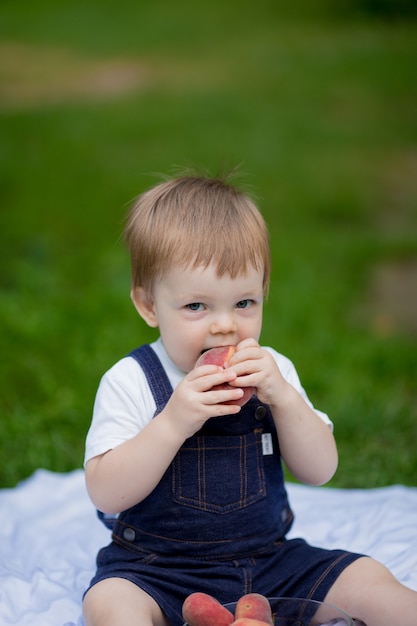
[86,365,245,514]
[162,364,244,439]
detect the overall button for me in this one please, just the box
[255,405,267,420]
[123,527,136,542]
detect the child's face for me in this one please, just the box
[134,263,264,373]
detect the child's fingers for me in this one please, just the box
[208,384,244,400]
[190,366,238,391]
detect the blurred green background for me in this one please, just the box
[1,0,416,489]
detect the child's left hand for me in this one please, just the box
[227,338,290,409]
[229,339,338,486]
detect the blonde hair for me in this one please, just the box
[124,175,270,295]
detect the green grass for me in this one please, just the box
[1,0,416,488]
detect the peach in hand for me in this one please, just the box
[182,592,234,626]
[235,594,273,624]
[195,346,255,407]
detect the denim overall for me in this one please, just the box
[111,344,294,557]
[89,345,363,625]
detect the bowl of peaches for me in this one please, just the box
[182,592,354,626]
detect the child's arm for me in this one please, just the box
[85,365,245,514]
[228,339,338,486]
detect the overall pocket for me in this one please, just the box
[172,429,266,514]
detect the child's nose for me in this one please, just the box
[209,313,237,335]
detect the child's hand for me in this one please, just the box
[163,364,244,439]
[227,338,290,409]
[228,338,338,485]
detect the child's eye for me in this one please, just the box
[186,302,204,311]
[236,299,253,309]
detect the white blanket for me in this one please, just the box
[1,469,416,626]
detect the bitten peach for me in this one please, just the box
[182,592,234,626]
[235,593,273,624]
[195,346,255,406]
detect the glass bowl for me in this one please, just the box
[184,596,354,626]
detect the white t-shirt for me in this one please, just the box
[84,338,332,465]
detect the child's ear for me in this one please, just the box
[131,287,158,328]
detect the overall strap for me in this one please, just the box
[97,344,174,530]
[128,344,173,416]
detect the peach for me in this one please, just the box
[195,346,255,406]
[182,592,234,626]
[235,594,273,624]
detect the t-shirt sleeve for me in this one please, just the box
[84,357,156,465]
[263,347,333,430]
